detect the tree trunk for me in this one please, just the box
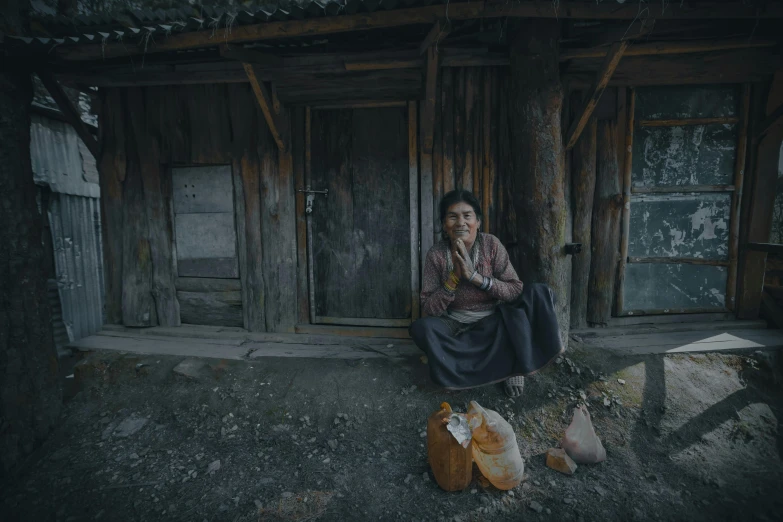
[587,120,622,325]
[570,109,597,329]
[508,19,570,345]
[0,0,62,478]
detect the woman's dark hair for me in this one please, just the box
[439,190,483,240]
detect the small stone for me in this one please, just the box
[419,431,427,438]
[604,397,611,407]
[555,357,563,365]
[114,415,147,438]
[281,492,294,499]
[404,474,414,484]
[322,458,330,464]
[546,448,577,475]
[207,460,221,474]
[563,498,576,505]
[617,379,626,385]
[129,453,139,460]
[470,489,477,494]
[334,418,340,425]
[529,501,544,513]
[422,472,430,482]
[327,439,338,451]
[254,500,262,509]
[507,490,515,497]
[594,485,607,496]
[173,358,207,379]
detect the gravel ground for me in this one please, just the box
[1,339,782,522]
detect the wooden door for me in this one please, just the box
[306,104,419,327]
[616,85,750,316]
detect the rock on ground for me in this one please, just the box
[546,448,577,475]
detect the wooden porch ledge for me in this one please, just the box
[70,325,418,360]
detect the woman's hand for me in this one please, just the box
[453,239,476,281]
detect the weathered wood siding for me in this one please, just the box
[99,84,297,332]
[428,67,503,245]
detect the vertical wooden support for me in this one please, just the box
[97,88,125,324]
[726,84,751,311]
[305,107,317,324]
[482,70,492,233]
[508,20,569,342]
[408,102,421,320]
[569,94,598,329]
[614,88,636,315]
[441,68,455,195]
[588,119,623,325]
[420,47,438,269]
[738,72,783,318]
[126,87,180,327]
[293,107,309,325]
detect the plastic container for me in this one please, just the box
[467,400,524,490]
[427,402,473,492]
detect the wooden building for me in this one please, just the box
[8,0,783,340]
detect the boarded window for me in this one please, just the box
[172,166,239,279]
[620,85,740,314]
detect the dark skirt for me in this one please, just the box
[409,283,564,390]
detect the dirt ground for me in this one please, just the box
[1,337,782,522]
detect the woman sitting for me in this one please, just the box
[409,190,564,397]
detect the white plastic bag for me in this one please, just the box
[560,406,606,464]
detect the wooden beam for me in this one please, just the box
[565,41,628,151]
[639,116,739,127]
[737,72,783,319]
[755,101,783,140]
[560,39,777,61]
[344,58,420,71]
[744,243,783,255]
[219,44,282,67]
[37,72,100,159]
[419,19,451,55]
[243,63,287,151]
[55,2,783,61]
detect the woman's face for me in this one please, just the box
[443,201,481,245]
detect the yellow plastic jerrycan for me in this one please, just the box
[467,400,524,490]
[427,402,473,492]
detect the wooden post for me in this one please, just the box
[737,72,783,319]
[726,84,751,311]
[508,20,570,342]
[97,88,125,324]
[408,102,421,320]
[587,119,623,325]
[614,88,635,316]
[420,47,438,269]
[569,93,597,329]
[126,87,180,327]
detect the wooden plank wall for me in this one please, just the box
[428,67,504,246]
[99,84,297,332]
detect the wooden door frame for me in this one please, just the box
[295,101,420,327]
[614,84,751,317]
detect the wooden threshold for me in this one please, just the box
[315,316,411,327]
[295,324,411,339]
[618,307,728,317]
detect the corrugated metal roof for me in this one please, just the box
[30,114,100,198]
[11,0,444,50]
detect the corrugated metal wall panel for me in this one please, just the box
[30,114,100,198]
[48,193,105,342]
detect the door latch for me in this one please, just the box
[298,187,328,214]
